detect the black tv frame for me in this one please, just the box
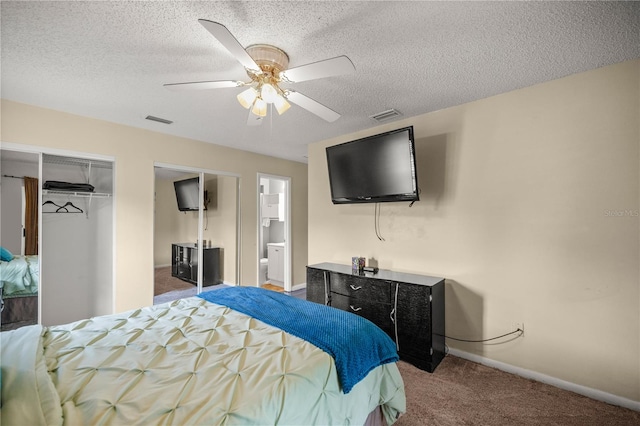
[174,177,207,212]
[326,126,419,204]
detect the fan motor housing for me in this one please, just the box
[246,44,289,76]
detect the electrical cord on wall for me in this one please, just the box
[204,192,210,231]
[438,327,524,343]
[375,194,420,240]
[409,187,421,207]
[374,203,385,241]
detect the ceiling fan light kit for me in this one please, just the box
[237,44,292,117]
[164,20,355,124]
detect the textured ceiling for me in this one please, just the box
[1,1,639,163]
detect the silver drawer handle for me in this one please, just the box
[349,305,362,312]
[349,285,362,291]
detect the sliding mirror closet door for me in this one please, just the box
[202,172,238,290]
[154,166,239,305]
[41,154,113,326]
[0,149,40,331]
[154,169,201,303]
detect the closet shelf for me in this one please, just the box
[43,190,112,198]
[42,155,112,169]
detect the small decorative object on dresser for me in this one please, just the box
[351,256,365,273]
[307,262,445,372]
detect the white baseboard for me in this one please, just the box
[291,283,306,292]
[447,348,640,412]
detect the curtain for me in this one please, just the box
[24,176,38,255]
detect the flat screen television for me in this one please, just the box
[326,126,419,204]
[174,177,206,211]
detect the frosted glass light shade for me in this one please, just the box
[237,87,258,109]
[274,94,291,115]
[261,84,278,103]
[251,98,267,117]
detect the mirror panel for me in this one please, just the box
[153,166,239,305]
[1,149,40,330]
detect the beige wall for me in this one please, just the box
[308,60,640,402]
[0,99,308,310]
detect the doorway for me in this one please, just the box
[257,173,291,292]
[154,164,240,304]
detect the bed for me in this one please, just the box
[0,254,39,330]
[1,286,406,425]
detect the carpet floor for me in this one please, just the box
[149,279,639,424]
[395,356,639,425]
[154,266,193,296]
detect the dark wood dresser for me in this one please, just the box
[307,262,445,372]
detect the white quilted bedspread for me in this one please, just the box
[1,296,405,425]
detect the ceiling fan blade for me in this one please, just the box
[286,91,341,122]
[198,19,261,74]
[280,56,355,83]
[164,80,243,91]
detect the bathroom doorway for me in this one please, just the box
[257,174,291,292]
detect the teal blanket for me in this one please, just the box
[198,286,399,393]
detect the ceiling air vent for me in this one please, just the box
[145,115,173,125]
[369,109,402,122]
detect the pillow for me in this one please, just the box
[0,247,14,262]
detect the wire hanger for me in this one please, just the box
[43,200,60,206]
[42,200,63,211]
[56,201,83,213]
[42,199,83,213]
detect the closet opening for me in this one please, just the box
[41,154,114,326]
[1,147,115,330]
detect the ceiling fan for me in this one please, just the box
[165,20,356,125]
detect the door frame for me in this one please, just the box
[256,173,291,292]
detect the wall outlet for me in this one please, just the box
[513,322,525,336]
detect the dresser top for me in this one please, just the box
[173,243,221,249]
[307,262,444,287]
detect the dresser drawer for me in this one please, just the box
[330,293,394,337]
[329,274,391,304]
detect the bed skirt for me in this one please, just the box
[365,406,389,426]
[0,295,37,331]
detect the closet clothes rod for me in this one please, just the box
[2,174,25,179]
